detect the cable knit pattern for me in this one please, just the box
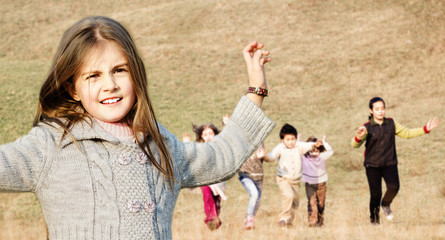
[0,96,275,240]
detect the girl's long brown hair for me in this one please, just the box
[33,16,175,187]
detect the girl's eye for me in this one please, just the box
[114,68,127,74]
[86,74,99,80]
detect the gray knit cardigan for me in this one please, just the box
[0,96,275,240]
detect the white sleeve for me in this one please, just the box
[319,141,334,161]
[267,144,282,162]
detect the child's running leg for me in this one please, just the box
[252,180,263,216]
[316,182,327,226]
[381,165,400,205]
[201,186,220,229]
[381,165,399,220]
[305,183,318,226]
[239,175,260,217]
[366,167,383,224]
[291,180,300,210]
[277,176,293,224]
[214,194,221,216]
[277,176,300,225]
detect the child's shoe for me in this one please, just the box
[243,216,255,230]
[308,218,318,227]
[370,215,380,225]
[308,222,317,227]
[370,208,380,225]
[207,217,222,230]
[278,218,290,227]
[381,205,393,221]
[317,213,324,227]
[308,215,318,227]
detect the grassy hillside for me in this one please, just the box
[0,0,444,239]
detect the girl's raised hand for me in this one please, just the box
[256,146,266,159]
[314,139,323,148]
[426,117,440,131]
[222,114,230,126]
[243,41,271,107]
[356,126,367,139]
[182,133,191,143]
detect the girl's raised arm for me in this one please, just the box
[243,41,271,107]
[395,117,439,139]
[320,137,334,161]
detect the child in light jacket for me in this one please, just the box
[266,123,322,226]
[302,136,334,227]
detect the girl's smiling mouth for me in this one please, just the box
[101,97,122,104]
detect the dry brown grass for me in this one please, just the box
[1,0,445,239]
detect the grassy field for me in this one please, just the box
[1,0,444,239]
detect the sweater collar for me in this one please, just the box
[95,119,135,142]
[369,117,388,126]
[41,117,169,148]
[58,119,121,147]
[36,118,122,148]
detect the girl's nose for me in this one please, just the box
[103,74,118,91]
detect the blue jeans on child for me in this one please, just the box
[239,172,263,217]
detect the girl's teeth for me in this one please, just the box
[102,98,120,104]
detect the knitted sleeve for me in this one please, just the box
[175,96,275,188]
[0,126,51,192]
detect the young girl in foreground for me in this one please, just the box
[302,136,333,227]
[352,97,439,224]
[0,16,274,239]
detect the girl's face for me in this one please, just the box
[72,42,136,123]
[201,127,215,142]
[309,148,320,158]
[282,134,297,149]
[370,101,385,122]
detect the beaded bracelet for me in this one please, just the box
[247,87,269,97]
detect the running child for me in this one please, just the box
[183,119,228,230]
[238,143,271,230]
[266,123,322,226]
[302,135,334,227]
